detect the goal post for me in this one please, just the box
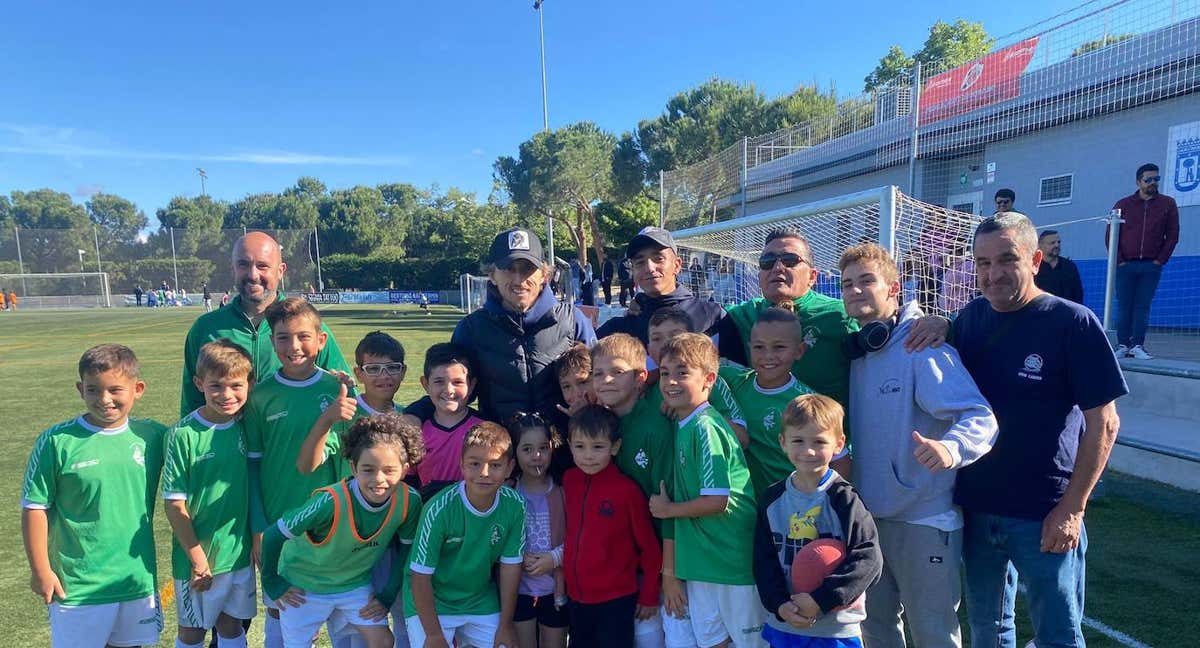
[0,272,112,309]
[670,186,981,319]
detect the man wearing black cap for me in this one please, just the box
[597,226,734,347]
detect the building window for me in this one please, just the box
[1039,174,1073,206]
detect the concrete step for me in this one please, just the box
[1118,358,1200,424]
[1108,406,1200,492]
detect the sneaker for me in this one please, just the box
[1129,345,1153,360]
[1114,344,1130,357]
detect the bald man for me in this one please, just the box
[179,231,350,416]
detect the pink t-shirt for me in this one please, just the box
[417,412,484,486]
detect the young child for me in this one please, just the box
[163,339,257,648]
[720,308,816,499]
[261,414,426,648]
[507,413,569,648]
[839,243,996,648]
[22,344,168,648]
[563,405,662,648]
[298,330,409,475]
[402,422,525,648]
[752,395,882,648]
[649,333,762,648]
[646,307,749,447]
[243,297,350,646]
[414,342,484,497]
[556,342,594,416]
[589,333,688,648]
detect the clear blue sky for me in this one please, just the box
[2,0,1085,220]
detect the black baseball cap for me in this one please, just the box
[626,226,677,259]
[488,227,544,268]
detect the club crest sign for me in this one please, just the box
[1166,122,1200,206]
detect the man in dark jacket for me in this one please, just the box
[600,256,616,305]
[596,227,736,359]
[617,257,633,306]
[1034,230,1084,304]
[1105,162,1180,359]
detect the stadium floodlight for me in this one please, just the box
[533,0,554,266]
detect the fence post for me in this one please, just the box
[313,227,324,291]
[170,227,180,291]
[659,170,666,228]
[878,186,898,257]
[907,62,923,196]
[741,136,749,219]
[1102,209,1123,337]
[14,226,27,296]
[92,226,105,307]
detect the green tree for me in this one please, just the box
[1072,33,1134,56]
[594,194,659,252]
[319,186,407,257]
[86,193,147,250]
[8,189,92,273]
[495,122,618,267]
[864,20,994,91]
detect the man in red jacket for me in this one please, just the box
[1106,163,1180,359]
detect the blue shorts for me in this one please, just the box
[762,625,863,648]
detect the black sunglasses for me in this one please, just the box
[758,252,811,271]
[1142,176,1161,184]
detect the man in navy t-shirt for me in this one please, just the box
[952,212,1127,648]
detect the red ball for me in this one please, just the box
[790,538,847,593]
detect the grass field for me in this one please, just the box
[2,304,1197,646]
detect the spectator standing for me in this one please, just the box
[617,257,633,307]
[202,282,213,312]
[1034,230,1084,304]
[134,285,144,307]
[993,188,1015,214]
[600,255,616,305]
[1106,163,1180,359]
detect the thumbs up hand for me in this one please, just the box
[649,481,675,519]
[911,431,953,473]
[330,383,357,422]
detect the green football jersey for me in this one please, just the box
[277,479,421,595]
[720,368,815,498]
[22,416,167,605]
[162,409,252,580]
[402,483,526,617]
[245,370,347,523]
[645,374,745,428]
[616,392,676,539]
[672,405,756,586]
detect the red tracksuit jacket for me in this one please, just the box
[563,462,662,607]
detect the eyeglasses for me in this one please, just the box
[1142,176,1161,184]
[758,252,811,271]
[359,362,406,376]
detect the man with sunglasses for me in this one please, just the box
[1106,163,1180,359]
[720,229,948,414]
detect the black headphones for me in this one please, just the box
[842,316,897,360]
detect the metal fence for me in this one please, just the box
[0,227,322,307]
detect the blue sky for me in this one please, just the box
[2,0,1085,221]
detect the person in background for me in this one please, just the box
[1106,162,1180,360]
[993,189,1015,214]
[202,282,213,312]
[618,257,634,307]
[1034,230,1084,304]
[601,255,616,305]
[134,285,144,307]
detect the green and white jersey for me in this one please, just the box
[616,392,676,538]
[162,409,251,580]
[721,367,815,498]
[645,374,745,429]
[355,395,403,418]
[245,370,347,523]
[672,404,756,586]
[22,416,167,605]
[278,479,421,595]
[402,483,526,617]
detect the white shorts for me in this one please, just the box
[176,566,257,629]
[49,593,163,648]
[685,581,766,648]
[405,612,499,648]
[643,591,697,648]
[279,586,388,648]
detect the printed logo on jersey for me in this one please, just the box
[598,500,615,518]
[131,443,146,467]
[878,378,902,395]
[70,458,100,471]
[237,435,247,457]
[762,410,778,432]
[787,505,822,542]
[318,395,334,412]
[489,524,502,546]
[635,449,648,469]
[802,326,819,349]
[678,448,686,467]
[266,411,289,422]
[1019,354,1044,381]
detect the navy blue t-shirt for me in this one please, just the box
[951,294,1128,520]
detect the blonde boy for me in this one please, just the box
[22,344,168,648]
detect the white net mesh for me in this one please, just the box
[0,273,112,309]
[459,274,490,313]
[672,187,982,319]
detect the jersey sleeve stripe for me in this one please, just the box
[21,499,48,510]
[276,518,296,540]
[411,488,456,566]
[163,491,188,501]
[499,556,523,564]
[699,488,730,496]
[247,452,263,459]
[410,563,435,575]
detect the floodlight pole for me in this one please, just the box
[906,62,922,196]
[535,0,555,267]
[197,168,208,197]
[14,226,27,295]
[169,227,180,291]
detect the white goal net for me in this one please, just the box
[459,274,490,313]
[671,186,982,319]
[0,272,113,309]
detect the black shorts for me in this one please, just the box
[514,593,569,628]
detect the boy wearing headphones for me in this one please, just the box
[839,243,998,648]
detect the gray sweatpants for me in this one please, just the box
[862,518,963,648]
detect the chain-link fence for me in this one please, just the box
[0,227,322,308]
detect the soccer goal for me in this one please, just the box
[0,272,113,309]
[459,274,490,313]
[670,186,982,319]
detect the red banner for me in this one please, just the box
[918,37,1040,124]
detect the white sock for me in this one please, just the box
[264,614,284,648]
[175,639,204,648]
[217,631,248,648]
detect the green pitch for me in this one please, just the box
[1,304,1197,646]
